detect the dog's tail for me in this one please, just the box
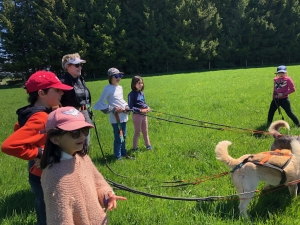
[215,141,241,169]
[268,120,290,137]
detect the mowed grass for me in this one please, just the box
[1,66,300,224]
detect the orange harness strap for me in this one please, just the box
[259,149,292,165]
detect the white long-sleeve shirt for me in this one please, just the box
[93,84,128,123]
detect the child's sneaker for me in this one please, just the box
[124,154,136,160]
[146,145,153,150]
[132,148,139,152]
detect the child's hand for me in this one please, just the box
[115,106,123,113]
[107,193,127,211]
[141,107,150,114]
[34,158,41,169]
[123,106,130,113]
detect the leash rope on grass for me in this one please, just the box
[162,172,229,187]
[93,110,297,201]
[142,109,270,135]
[92,112,130,179]
[93,109,278,187]
[107,177,300,202]
[93,112,234,184]
[106,178,231,202]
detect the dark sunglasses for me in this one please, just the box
[65,127,90,139]
[70,63,83,68]
[113,73,123,79]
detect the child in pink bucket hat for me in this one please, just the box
[40,106,126,225]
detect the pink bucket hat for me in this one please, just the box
[46,107,94,132]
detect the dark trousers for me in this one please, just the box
[267,98,300,125]
[28,161,46,225]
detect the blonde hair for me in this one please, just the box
[61,53,81,70]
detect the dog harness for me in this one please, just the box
[230,149,293,184]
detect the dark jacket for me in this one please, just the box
[60,72,92,108]
[60,72,93,124]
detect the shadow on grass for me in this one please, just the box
[92,148,138,165]
[93,153,117,165]
[0,189,35,225]
[252,123,270,139]
[195,187,291,221]
[195,198,240,219]
[248,187,291,219]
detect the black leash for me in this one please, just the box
[106,178,232,202]
[92,111,129,178]
[91,111,299,202]
[92,112,234,201]
[91,109,288,202]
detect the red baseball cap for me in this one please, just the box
[25,71,73,93]
[46,107,94,132]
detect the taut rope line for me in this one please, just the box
[144,109,270,135]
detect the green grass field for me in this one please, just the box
[1,66,300,224]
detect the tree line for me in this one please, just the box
[1,0,300,79]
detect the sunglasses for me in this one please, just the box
[70,63,83,68]
[64,127,90,139]
[113,73,123,79]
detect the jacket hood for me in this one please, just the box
[16,105,52,127]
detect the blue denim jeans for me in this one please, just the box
[29,178,46,225]
[112,122,127,159]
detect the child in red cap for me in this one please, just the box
[40,107,126,225]
[1,71,72,225]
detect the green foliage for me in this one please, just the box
[2,0,300,77]
[2,66,300,224]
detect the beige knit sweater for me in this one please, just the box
[41,154,113,225]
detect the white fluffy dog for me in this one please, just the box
[215,140,300,218]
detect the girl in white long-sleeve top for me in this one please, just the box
[94,68,134,160]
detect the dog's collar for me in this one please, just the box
[230,157,252,173]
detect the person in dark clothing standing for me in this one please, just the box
[60,53,93,146]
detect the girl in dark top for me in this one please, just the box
[128,76,152,151]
